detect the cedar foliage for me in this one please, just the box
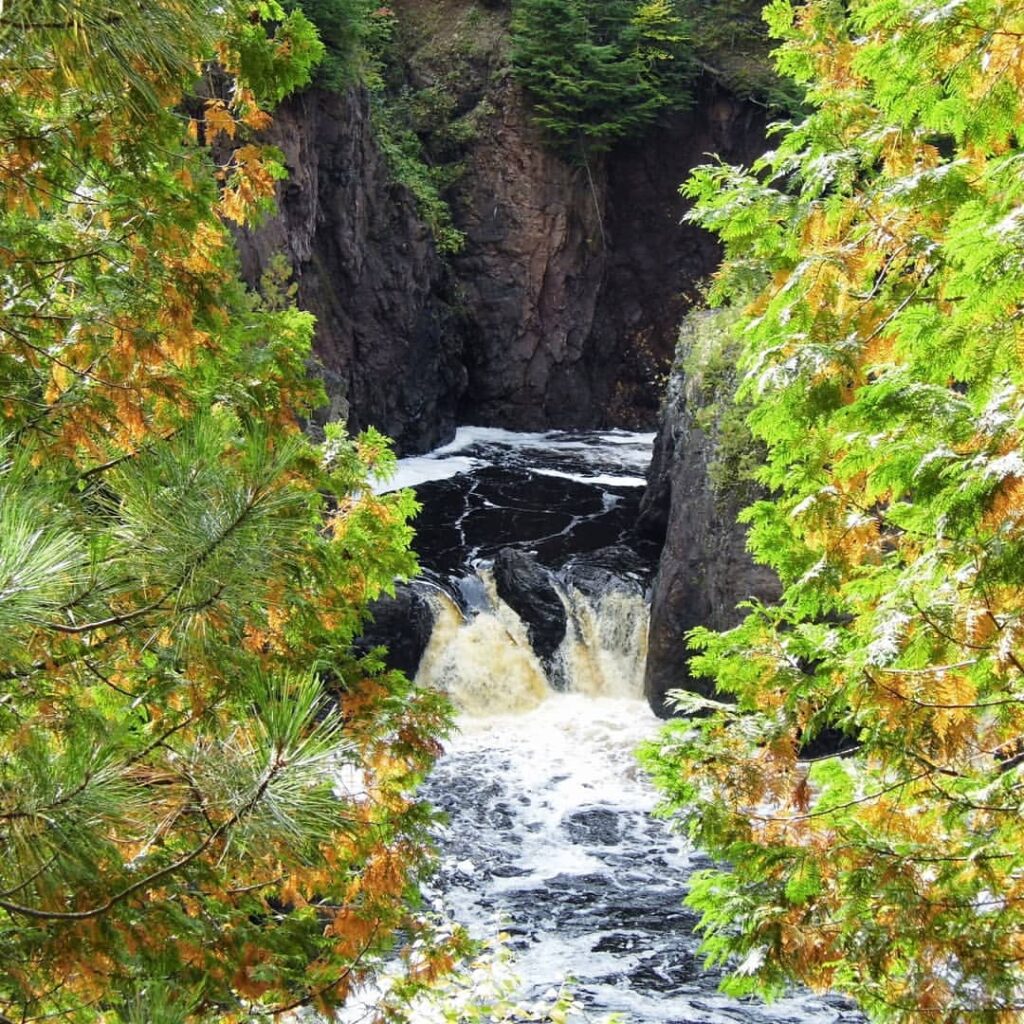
[281,0,381,91]
[0,1,460,1020]
[641,0,1024,1020]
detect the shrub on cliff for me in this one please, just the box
[510,0,693,158]
[0,1,458,1019]
[642,0,1024,1019]
[281,0,387,90]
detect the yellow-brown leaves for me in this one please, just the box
[982,473,1024,535]
[972,26,1024,100]
[219,145,280,226]
[325,908,380,959]
[232,944,273,999]
[204,99,238,142]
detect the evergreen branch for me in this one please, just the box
[746,769,932,823]
[0,753,287,921]
[864,669,1022,710]
[268,920,381,1015]
[0,852,60,899]
[45,487,265,636]
[78,431,179,481]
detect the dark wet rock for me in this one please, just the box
[353,583,435,676]
[592,932,642,954]
[231,86,468,455]
[559,544,654,597]
[563,807,624,846]
[642,321,780,717]
[490,864,532,878]
[493,548,567,671]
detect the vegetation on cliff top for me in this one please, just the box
[510,0,693,158]
[643,0,1024,1019]
[0,1,461,1019]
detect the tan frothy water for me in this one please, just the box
[414,571,650,713]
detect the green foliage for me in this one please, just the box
[642,0,1024,1020]
[0,1,457,1020]
[229,5,325,101]
[676,0,799,108]
[302,2,468,254]
[510,0,694,158]
[372,105,468,254]
[281,0,379,90]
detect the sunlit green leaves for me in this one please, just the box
[645,1,1024,1020]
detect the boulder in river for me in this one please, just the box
[492,548,567,673]
[354,583,436,677]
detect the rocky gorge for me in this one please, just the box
[226,5,864,1015]
[234,0,768,447]
[232,0,780,717]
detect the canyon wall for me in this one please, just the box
[638,312,779,716]
[234,0,766,452]
[231,87,469,454]
[232,0,779,718]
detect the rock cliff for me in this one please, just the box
[231,86,469,454]
[638,311,779,717]
[229,0,783,717]
[234,0,767,452]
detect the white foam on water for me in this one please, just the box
[375,454,480,493]
[426,695,862,1024]
[375,427,656,493]
[431,425,559,453]
[362,427,860,1023]
[532,467,649,487]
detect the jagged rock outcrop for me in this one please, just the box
[354,583,436,676]
[493,547,567,670]
[639,313,780,717]
[231,87,469,455]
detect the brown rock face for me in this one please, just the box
[450,79,768,432]
[449,80,607,428]
[229,0,768,452]
[232,87,469,454]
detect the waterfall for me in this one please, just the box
[415,586,551,715]
[366,428,863,1024]
[414,570,650,713]
[556,587,649,700]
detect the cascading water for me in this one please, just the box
[378,429,863,1024]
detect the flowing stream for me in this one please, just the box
[382,429,863,1024]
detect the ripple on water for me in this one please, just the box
[424,695,864,1024]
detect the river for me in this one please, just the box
[382,429,863,1024]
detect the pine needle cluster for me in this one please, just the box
[0,2,458,1020]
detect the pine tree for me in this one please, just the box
[0,2,458,1020]
[510,0,692,159]
[642,1,1024,1020]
